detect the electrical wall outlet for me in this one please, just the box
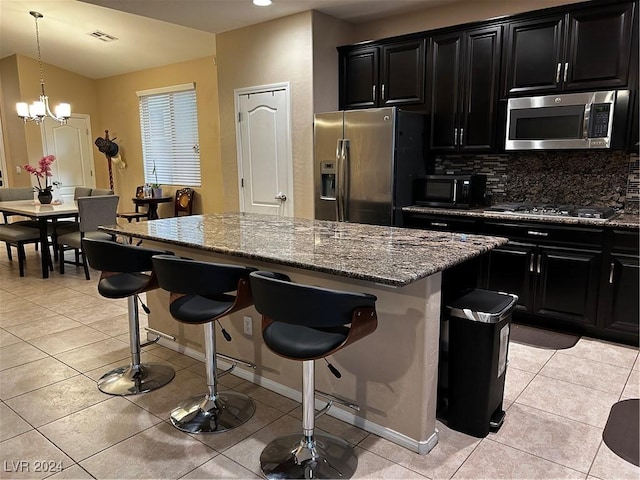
[243,316,253,336]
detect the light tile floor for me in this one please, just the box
[0,246,638,479]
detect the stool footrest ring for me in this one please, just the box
[315,390,360,418]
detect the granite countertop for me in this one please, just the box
[100,212,508,287]
[403,206,640,229]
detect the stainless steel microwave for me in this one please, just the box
[413,175,487,208]
[505,90,630,150]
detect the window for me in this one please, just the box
[137,83,201,186]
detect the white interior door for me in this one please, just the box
[41,114,95,203]
[236,84,293,216]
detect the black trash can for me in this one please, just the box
[437,288,518,438]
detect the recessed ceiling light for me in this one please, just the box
[253,0,272,6]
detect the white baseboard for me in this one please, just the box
[152,335,439,455]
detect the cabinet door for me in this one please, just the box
[486,243,535,313]
[429,33,462,151]
[601,254,639,334]
[380,39,426,107]
[564,2,635,91]
[534,246,601,326]
[339,47,379,109]
[503,15,565,96]
[460,26,502,152]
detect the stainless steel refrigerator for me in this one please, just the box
[314,107,425,226]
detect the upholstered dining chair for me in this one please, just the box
[174,188,194,216]
[117,186,149,223]
[57,195,119,280]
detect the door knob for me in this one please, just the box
[275,192,287,201]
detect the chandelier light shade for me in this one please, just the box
[16,11,71,125]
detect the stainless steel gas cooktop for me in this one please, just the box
[485,203,616,220]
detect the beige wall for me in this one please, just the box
[95,56,220,216]
[352,0,586,42]
[217,12,315,218]
[1,54,100,188]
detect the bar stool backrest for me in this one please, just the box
[82,238,172,274]
[250,271,377,328]
[152,255,255,296]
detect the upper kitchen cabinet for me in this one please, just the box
[503,1,636,96]
[429,25,502,152]
[338,39,427,110]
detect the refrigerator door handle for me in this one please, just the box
[341,139,350,221]
[335,139,343,221]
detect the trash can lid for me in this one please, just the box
[446,288,518,323]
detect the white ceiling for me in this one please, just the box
[0,0,458,80]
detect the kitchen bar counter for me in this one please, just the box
[101,212,507,286]
[100,212,507,455]
[403,205,639,229]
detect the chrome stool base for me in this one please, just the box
[170,391,256,433]
[260,433,357,479]
[97,363,175,396]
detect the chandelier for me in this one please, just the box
[16,11,71,125]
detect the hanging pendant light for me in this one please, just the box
[16,11,71,125]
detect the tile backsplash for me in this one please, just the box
[433,151,639,213]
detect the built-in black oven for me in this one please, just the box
[413,175,487,208]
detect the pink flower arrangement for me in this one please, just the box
[23,155,56,192]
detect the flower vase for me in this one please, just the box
[152,187,163,198]
[37,188,53,205]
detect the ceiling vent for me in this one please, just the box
[88,31,118,42]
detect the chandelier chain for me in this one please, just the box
[34,14,45,89]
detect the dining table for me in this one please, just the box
[0,199,79,278]
[131,195,172,220]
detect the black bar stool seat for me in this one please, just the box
[152,255,258,434]
[82,238,176,396]
[250,270,378,480]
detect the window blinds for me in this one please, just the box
[137,83,201,186]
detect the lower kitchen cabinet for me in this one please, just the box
[486,242,601,326]
[597,230,640,338]
[405,212,638,345]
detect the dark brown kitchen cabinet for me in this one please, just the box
[598,230,640,337]
[484,222,603,327]
[429,25,502,152]
[503,1,635,96]
[339,39,426,110]
[486,242,601,326]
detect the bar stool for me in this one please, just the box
[151,255,257,433]
[82,238,176,395]
[249,270,378,480]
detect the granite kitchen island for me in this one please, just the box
[101,212,507,454]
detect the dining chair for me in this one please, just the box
[57,195,119,280]
[117,186,149,223]
[0,224,52,277]
[0,187,52,259]
[174,188,194,216]
[91,188,115,196]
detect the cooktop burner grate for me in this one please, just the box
[486,203,616,219]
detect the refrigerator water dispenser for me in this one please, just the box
[320,162,336,199]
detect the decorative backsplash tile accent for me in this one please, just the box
[433,151,636,212]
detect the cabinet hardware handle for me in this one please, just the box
[381,83,385,101]
[529,254,535,272]
[556,63,562,83]
[563,63,569,82]
[609,262,615,284]
[460,128,464,146]
[527,230,548,237]
[454,128,458,146]
[372,85,376,102]
[431,222,448,227]
[536,255,542,274]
